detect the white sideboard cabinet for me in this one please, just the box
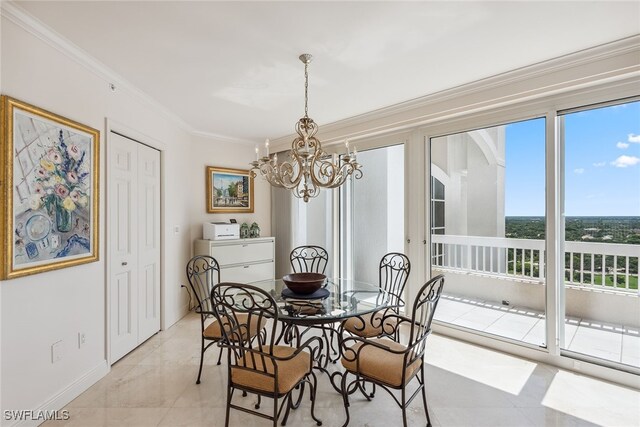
[193,237,275,283]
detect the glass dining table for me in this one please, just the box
[250,277,392,326]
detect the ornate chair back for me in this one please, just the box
[379,252,411,309]
[290,245,329,274]
[407,274,445,364]
[210,283,278,357]
[186,255,220,314]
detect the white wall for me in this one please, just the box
[188,135,271,246]
[432,129,506,238]
[0,14,270,424]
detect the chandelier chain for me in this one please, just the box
[304,61,309,118]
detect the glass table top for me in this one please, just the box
[250,277,391,324]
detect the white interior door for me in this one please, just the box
[137,143,161,342]
[109,132,160,363]
[109,133,139,362]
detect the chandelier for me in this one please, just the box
[250,54,363,202]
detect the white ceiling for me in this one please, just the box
[13,1,640,143]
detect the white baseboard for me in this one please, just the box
[7,360,109,427]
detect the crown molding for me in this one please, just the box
[270,34,640,150]
[1,2,199,133]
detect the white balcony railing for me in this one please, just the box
[431,234,639,293]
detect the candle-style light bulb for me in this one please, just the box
[332,153,338,164]
[255,145,259,161]
[265,138,270,156]
[345,139,350,155]
[353,146,357,160]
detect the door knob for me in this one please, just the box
[122,261,128,266]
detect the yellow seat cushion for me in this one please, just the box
[342,310,397,338]
[203,313,265,340]
[341,338,421,387]
[231,345,311,394]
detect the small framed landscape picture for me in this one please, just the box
[0,96,100,280]
[206,166,254,213]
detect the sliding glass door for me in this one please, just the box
[429,118,547,346]
[560,100,640,369]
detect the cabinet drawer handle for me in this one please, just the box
[122,262,128,266]
[242,244,248,247]
[243,265,249,269]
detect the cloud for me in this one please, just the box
[573,168,585,174]
[611,155,640,168]
[592,162,606,167]
[629,133,640,143]
[617,141,630,149]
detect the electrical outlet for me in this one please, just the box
[51,340,63,363]
[78,332,86,348]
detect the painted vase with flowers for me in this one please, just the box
[31,130,89,232]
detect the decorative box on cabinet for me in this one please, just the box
[194,237,275,283]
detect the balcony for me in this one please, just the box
[431,234,639,369]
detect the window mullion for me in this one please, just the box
[545,110,562,356]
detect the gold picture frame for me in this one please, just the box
[0,96,100,279]
[206,166,254,213]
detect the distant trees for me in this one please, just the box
[505,217,639,290]
[506,216,640,245]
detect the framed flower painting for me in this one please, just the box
[0,96,100,279]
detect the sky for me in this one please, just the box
[504,101,640,217]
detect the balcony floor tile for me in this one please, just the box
[522,319,546,346]
[434,297,480,322]
[436,293,639,369]
[454,305,508,330]
[484,312,541,341]
[567,321,623,363]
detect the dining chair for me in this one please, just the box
[338,274,445,427]
[290,245,329,274]
[341,252,411,339]
[185,255,266,384]
[289,244,336,359]
[211,282,323,427]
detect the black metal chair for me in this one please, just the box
[289,245,339,364]
[290,245,329,274]
[185,255,266,384]
[211,283,323,427]
[339,274,445,427]
[342,252,411,338]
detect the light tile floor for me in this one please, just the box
[44,312,640,427]
[435,293,640,369]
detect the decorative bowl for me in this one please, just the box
[282,272,326,295]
